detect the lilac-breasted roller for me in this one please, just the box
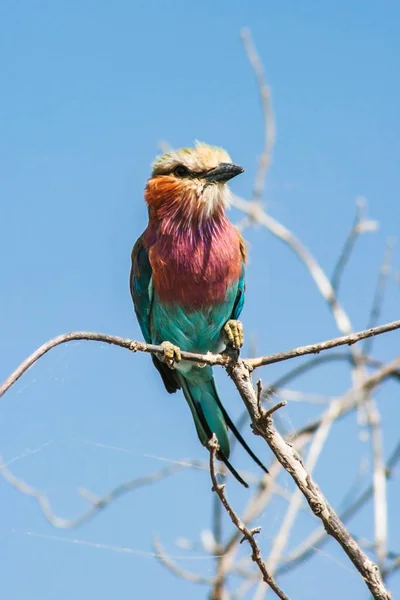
[130,142,267,486]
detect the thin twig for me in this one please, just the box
[292,356,400,441]
[208,435,291,600]
[0,455,242,529]
[0,460,185,528]
[153,537,214,585]
[331,198,378,293]
[212,470,226,599]
[384,556,400,580]
[246,320,400,369]
[262,353,400,399]
[210,432,312,600]
[363,238,396,356]
[240,28,276,205]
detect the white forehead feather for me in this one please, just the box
[152,141,232,175]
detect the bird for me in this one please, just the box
[130,141,268,486]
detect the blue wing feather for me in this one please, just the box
[231,263,245,320]
[130,235,153,343]
[130,235,180,393]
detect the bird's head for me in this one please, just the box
[145,142,244,223]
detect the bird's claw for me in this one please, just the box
[161,341,181,369]
[223,320,244,350]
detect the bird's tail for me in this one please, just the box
[178,369,268,487]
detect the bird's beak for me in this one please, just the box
[203,162,244,183]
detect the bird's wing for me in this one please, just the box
[231,231,247,320]
[130,234,181,394]
[231,262,245,320]
[130,234,153,343]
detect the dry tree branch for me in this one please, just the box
[230,195,353,335]
[228,352,400,446]
[354,239,395,573]
[275,438,400,577]
[0,332,225,399]
[254,358,397,598]
[384,556,400,581]
[223,352,400,593]
[263,353,400,399]
[240,27,276,205]
[212,475,224,548]
[230,198,383,464]
[233,184,372,435]
[246,320,400,369]
[211,473,226,598]
[208,435,291,600]
[269,388,334,405]
[0,456,238,529]
[363,238,396,356]
[210,434,312,600]
[292,356,400,442]
[153,538,215,585]
[369,399,387,572]
[1,321,400,401]
[228,360,393,600]
[331,197,378,293]
[211,459,283,599]
[267,353,399,584]
[0,460,185,529]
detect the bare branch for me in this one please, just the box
[1,450,255,531]
[293,356,400,441]
[256,368,383,597]
[153,537,214,585]
[331,198,378,293]
[208,435,291,600]
[275,438,400,577]
[0,459,185,528]
[363,238,396,355]
[0,332,226,400]
[210,431,313,600]
[230,195,353,334]
[271,388,333,405]
[384,555,400,580]
[361,240,396,571]
[262,353,400,400]
[368,400,388,572]
[228,353,399,461]
[1,321,399,403]
[228,360,392,600]
[247,320,400,369]
[240,28,276,205]
[211,471,225,597]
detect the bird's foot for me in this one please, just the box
[161,341,181,369]
[223,320,244,350]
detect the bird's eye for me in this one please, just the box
[173,165,190,177]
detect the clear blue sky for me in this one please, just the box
[1,1,399,599]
